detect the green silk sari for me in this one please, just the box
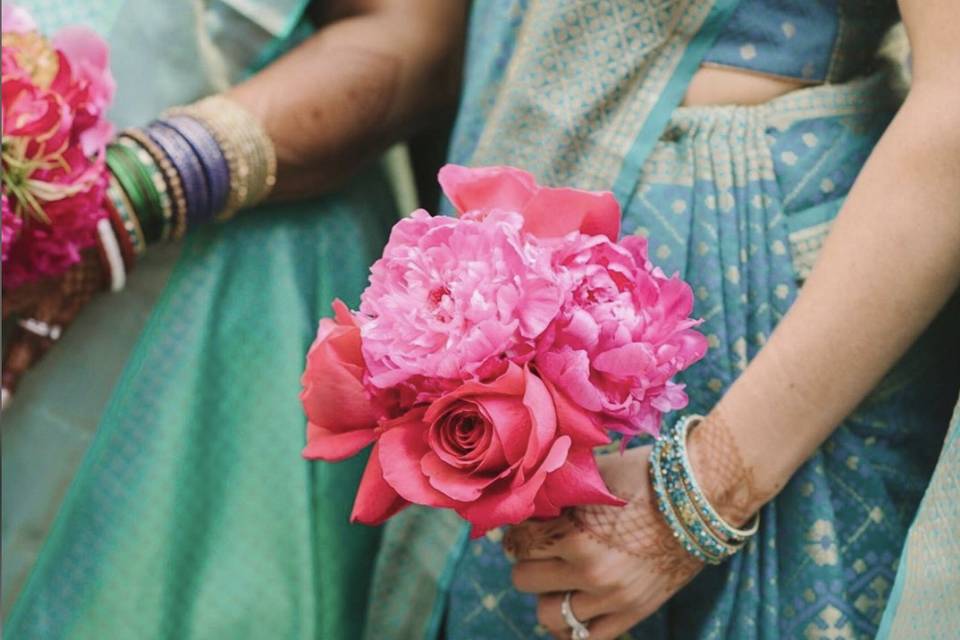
[3,1,394,638]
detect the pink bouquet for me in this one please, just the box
[301,165,708,536]
[1,2,116,287]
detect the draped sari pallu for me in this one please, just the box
[4,1,397,639]
[365,2,960,639]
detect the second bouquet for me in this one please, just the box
[301,165,708,537]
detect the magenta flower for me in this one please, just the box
[537,234,708,440]
[359,209,563,394]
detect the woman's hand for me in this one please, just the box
[503,446,702,640]
[2,249,107,406]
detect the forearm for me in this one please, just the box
[691,85,960,522]
[226,1,466,199]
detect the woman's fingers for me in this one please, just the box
[502,514,578,561]
[536,589,625,637]
[511,559,582,594]
[585,608,648,640]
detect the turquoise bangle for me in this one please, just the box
[674,416,760,545]
[659,436,738,562]
[649,436,714,564]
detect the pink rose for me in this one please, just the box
[537,234,708,440]
[300,300,408,524]
[438,164,621,241]
[1,76,71,151]
[374,363,622,537]
[359,209,562,394]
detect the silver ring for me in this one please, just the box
[561,591,590,640]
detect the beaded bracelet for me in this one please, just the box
[650,436,714,564]
[658,436,739,562]
[675,416,760,545]
[649,415,760,565]
[119,128,187,241]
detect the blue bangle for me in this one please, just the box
[673,416,759,545]
[159,116,230,219]
[658,437,735,563]
[650,436,713,564]
[145,122,211,228]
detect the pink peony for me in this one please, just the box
[373,363,621,536]
[537,234,708,440]
[358,209,562,394]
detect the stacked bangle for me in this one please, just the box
[650,415,759,565]
[106,144,165,244]
[100,94,277,259]
[105,171,146,257]
[118,128,188,240]
[165,95,276,219]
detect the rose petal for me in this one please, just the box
[438,164,537,215]
[379,417,457,508]
[351,442,410,524]
[421,451,501,502]
[302,425,377,461]
[300,341,379,433]
[543,448,625,508]
[521,368,558,472]
[542,376,611,447]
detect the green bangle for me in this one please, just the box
[106,173,146,256]
[116,135,174,242]
[106,144,164,244]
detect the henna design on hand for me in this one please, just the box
[503,515,577,560]
[570,482,702,591]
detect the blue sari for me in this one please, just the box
[364,2,960,638]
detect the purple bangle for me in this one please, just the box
[159,116,230,219]
[145,122,211,227]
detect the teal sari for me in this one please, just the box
[3,2,394,638]
[364,2,960,638]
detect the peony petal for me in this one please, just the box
[379,417,457,508]
[522,187,621,241]
[302,425,377,461]
[592,342,655,376]
[351,442,410,524]
[438,164,537,215]
[537,350,605,413]
[543,447,626,508]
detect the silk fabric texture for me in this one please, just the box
[363,2,960,639]
[3,1,396,638]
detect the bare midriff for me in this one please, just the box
[682,64,815,107]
